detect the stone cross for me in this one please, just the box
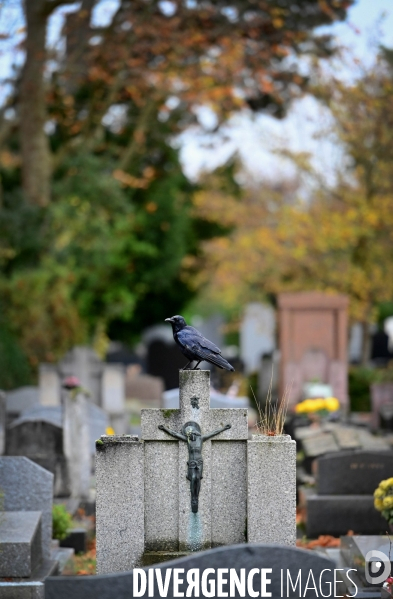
[96,369,296,574]
[141,370,248,553]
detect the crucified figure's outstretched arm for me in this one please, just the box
[158,424,187,441]
[202,423,231,441]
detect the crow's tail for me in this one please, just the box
[206,352,235,372]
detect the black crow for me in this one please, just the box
[165,315,235,371]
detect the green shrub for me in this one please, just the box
[0,320,32,390]
[348,366,375,412]
[52,504,72,541]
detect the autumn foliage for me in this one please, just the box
[190,54,393,363]
[0,0,352,381]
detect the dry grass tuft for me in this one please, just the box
[252,369,290,436]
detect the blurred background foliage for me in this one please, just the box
[0,0,371,387]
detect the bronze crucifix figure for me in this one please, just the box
[158,421,231,513]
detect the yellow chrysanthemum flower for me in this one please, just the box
[379,480,392,492]
[324,397,340,412]
[374,488,384,498]
[374,498,384,511]
[383,496,393,509]
[312,399,326,411]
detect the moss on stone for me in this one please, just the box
[162,409,176,419]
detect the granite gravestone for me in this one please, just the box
[0,457,58,598]
[0,511,43,577]
[317,450,393,495]
[46,543,336,599]
[96,370,296,574]
[305,450,389,537]
[296,423,390,473]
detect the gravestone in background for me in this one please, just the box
[46,544,337,599]
[278,291,349,409]
[126,370,164,405]
[6,406,68,496]
[6,400,107,497]
[0,391,5,454]
[258,351,280,402]
[240,303,276,374]
[39,363,61,406]
[317,450,393,495]
[191,314,224,351]
[5,385,39,422]
[371,382,393,431]
[58,346,103,405]
[102,363,126,433]
[63,390,90,500]
[304,450,390,537]
[147,339,185,390]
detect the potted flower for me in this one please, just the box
[294,397,340,423]
[374,478,393,527]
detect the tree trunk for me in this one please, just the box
[19,0,51,206]
[64,0,97,93]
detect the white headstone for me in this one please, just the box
[240,303,276,373]
[39,363,61,406]
[102,364,125,415]
[348,322,363,362]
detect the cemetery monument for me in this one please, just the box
[278,291,349,409]
[96,368,296,573]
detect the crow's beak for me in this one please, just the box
[165,317,173,323]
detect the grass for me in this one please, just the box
[252,369,289,436]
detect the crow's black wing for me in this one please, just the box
[188,342,234,370]
[180,326,222,354]
[177,328,233,370]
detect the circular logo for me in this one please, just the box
[365,550,391,585]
